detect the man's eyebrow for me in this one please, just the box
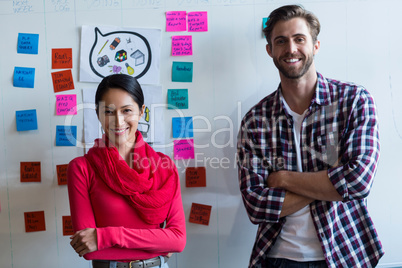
[273,33,307,41]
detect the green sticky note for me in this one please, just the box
[172,61,193,82]
[168,89,188,109]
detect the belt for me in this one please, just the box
[92,256,169,268]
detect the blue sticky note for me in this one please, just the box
[172,62,193,82]
[263,17,269,28]
[172,117,193,138]
[17,33,39,54]
[14,67,35,88]
[16,110,38,131]
[56,125,77,146]
[168,89,188,109]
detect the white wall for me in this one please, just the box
[0,0,401,267]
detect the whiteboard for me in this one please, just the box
[0,0,401,267]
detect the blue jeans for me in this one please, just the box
[266,258,327,268]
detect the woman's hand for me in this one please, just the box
[70,228,98,257]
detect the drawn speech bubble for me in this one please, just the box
[89,27,152,80]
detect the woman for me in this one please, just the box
[67,74,186,268]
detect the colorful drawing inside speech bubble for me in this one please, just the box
[89,27,151,79]
[108,65,123,74]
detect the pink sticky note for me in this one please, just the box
[188,12,208,32]
[172,36,192,56]
[56,94,77,115]
[166,11,187,32]
[174,139,195,159]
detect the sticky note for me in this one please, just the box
[52,48,73,69]
[56,125,77,146]
[56,164,68,185]
[174,139,195,160]
[51,70,75,93]
[168,89,188,109]
[56,94,77,115]
[166,11,187,32]
[186,167,206,187]
[172,117,193,138]
[188,12,208,32]
[17,33,39,54]
[16,109,38,131]
[189,203,212,226]
[172,36,192,56]
[263,17,269,29]
[62,216,74,236]
[24,211,46,233]
[20,162,41,183]
[172,62,193,82]
[14,67,35,88]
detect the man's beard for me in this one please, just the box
[273,53,314,79]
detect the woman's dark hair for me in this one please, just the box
[263,5,321,49]
[95,74,144,115]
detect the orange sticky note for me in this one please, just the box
[62,215,74,236]
[186,167,206,187]
[20,162,41,183]
[57,164,68,185]
[189,203,212,226]
[52,48,73,69]
[24,211,46,232]
[51,70,75,92]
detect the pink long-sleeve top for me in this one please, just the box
[67,156,186,261]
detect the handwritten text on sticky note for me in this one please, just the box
[62,216,74,236]
[14,67,35,88]
[172,61,193,82]
[172,117,193,138]
[56,125,77,146]
[17,33,39,54]
[57,164,69,185]
[16,109,38,131]
[168,89,188,109]
[186,167,206,187]
[174,139,195,160]
[172,36,192,56]
[20,162,41,183]
[24,211,46,233]
[188,12,208,32]
[51,70,75,93]
[166,11,187,32]
[52,48,73,69]
[56,94,77,115]
[189,203,212,225]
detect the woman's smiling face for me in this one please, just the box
[98,87,144,148]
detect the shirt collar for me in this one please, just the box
[274,72,332,118]
[313,72,332,106]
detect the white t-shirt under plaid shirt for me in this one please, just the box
[237,72,384,267]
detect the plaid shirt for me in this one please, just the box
[237,73,384,268]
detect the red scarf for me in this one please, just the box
[85,131,177,225]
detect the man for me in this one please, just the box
[237,5,384,268]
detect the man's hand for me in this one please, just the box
[70,228,98,257]
[267,170,288,189]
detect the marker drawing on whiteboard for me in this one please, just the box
[98,40,109,55]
